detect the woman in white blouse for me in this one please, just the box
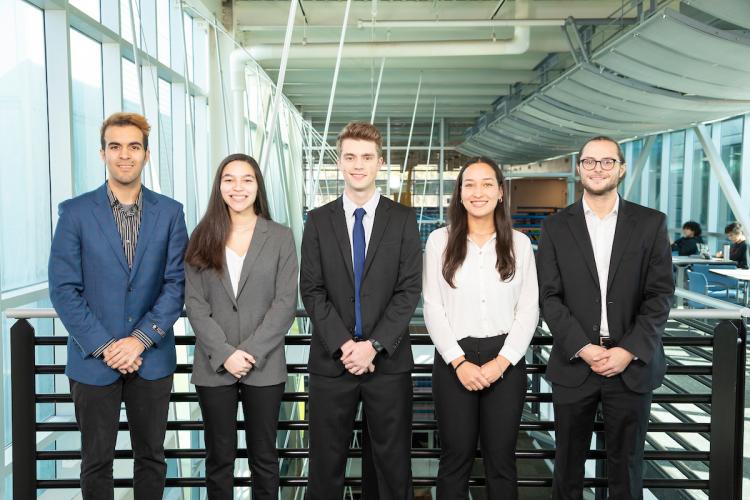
[423,156,539,499]
[184,154,298,499]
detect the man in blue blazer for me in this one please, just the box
[49,112,188,500]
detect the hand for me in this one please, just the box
[480,355,510,385]
[578,344,609,367]
[104,337,145,371]
[452,357,490,391]
[117,357,143,374]
[341,341,377,375]
[224,350,256,379]
[591,347,634,377]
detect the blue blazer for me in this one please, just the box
[49,183,188,386]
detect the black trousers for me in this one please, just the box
[432,336,527,500]
[69,373,173,500]
[552,375,652,500]
[196,382,285,500]
[306,371,414,500]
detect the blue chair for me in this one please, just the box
[686,271,707,309]
[691,263,739,301]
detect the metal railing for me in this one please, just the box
[6,302,748,499]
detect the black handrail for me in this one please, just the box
[10,314,746,499]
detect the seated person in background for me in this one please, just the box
[671,221,703,256]
[717,222,748,269]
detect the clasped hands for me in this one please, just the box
[103,337,145,374]
[223,350,257,379]
[452,355,511,391]
[579,344,634,377]
[340,339,376,376]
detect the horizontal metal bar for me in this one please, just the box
[35,448,709,461]
[34,391,711,405]
[32,363,712,376]
[8,304,749,320]
[35,420,710,434]
[34,477,711,489]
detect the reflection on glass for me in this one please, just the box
[70,29,104,195]
[0,0,51,290]
[122,57,139,112]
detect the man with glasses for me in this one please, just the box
[537,136,674,499]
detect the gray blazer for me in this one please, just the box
[186,218,298,387]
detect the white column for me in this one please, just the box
[681,129,695,221]
[659,133,670,215]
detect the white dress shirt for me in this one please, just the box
[582,195,619,338]
[342,190,380,261]
[225,247,245,297]
[423,227,540,365]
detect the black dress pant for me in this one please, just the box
[196,382,285,500]
[306,371,414,500]
[69,373,173,500]
[552,375,652,500]
[432,336,527,500]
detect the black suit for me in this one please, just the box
[300,195,422,499]
[537,198,674,500]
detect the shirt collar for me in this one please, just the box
[582,194,619,219]
[106,181,143,213]
[343,190,380,219]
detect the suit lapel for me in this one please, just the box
[330,198,355,286]
[363,197,391,280]
[606,198,636,292]
[565,201,601,289]
[236,217,270,298]
[92,185,130,274]
[219,266,238,306]
[129,188,160,282]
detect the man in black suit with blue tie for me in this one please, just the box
[300,121,422,499]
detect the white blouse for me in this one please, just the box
[423,227,540,365]
[225,247,246,297]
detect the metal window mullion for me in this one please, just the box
[397,73,423,201]
[682,129,695,222]
[659,133,670,215]
[706,123,722,236]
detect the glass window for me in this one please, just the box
[0,0,51,290]
[70,0,100,21]
[667,131,686,231]
[627,139,643,203]
[192,17,209,90]
[717,117,743,229]
[122,57,140,112]
[183,13,194,81]
[70,29,105,195]
[647,135,662,209]
[159,79,173,196]
[120,0,141,44]
[157,0,171,65]
[691,128,711,229]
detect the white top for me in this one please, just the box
[582,195,619,338]
[423,227,540,365]
[342,191,380,261]
[225,247,246,297]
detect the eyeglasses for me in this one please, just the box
[579,158,621,170]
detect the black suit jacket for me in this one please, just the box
[537,198,674,394]
[300,196,422,377]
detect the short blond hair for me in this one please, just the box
[100,112,151,150]
[336,121,383,158]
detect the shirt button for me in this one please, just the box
[128,316,133,322]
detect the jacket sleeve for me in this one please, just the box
[48,202,115,357]
[369,210,423,356]
[537,219,592,360]
[238,228,299,369]
[300,212,353,358]
[618,213,674,363]
[133,205,188,346]
[185,263,236,373]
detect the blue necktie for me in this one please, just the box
[353,208,366,339]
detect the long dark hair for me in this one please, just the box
[442,156,515,287]
[185,153,271,271]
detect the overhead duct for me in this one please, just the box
[249,0,530,60]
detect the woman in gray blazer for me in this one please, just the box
[185,153,298,500]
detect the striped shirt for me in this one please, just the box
[91,183,153,358]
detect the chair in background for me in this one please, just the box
[691,263,739,301]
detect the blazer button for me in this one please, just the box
[128,286,133,292]
[233,305,237,312]
[128,316,133,322]
[350,296,355,302]
[593,325,599,331]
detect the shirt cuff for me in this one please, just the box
[498,345,525,366]
[440,345,466,365]
[131,329,154,349]
[572,343,590,361]
[93,339,116,359]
